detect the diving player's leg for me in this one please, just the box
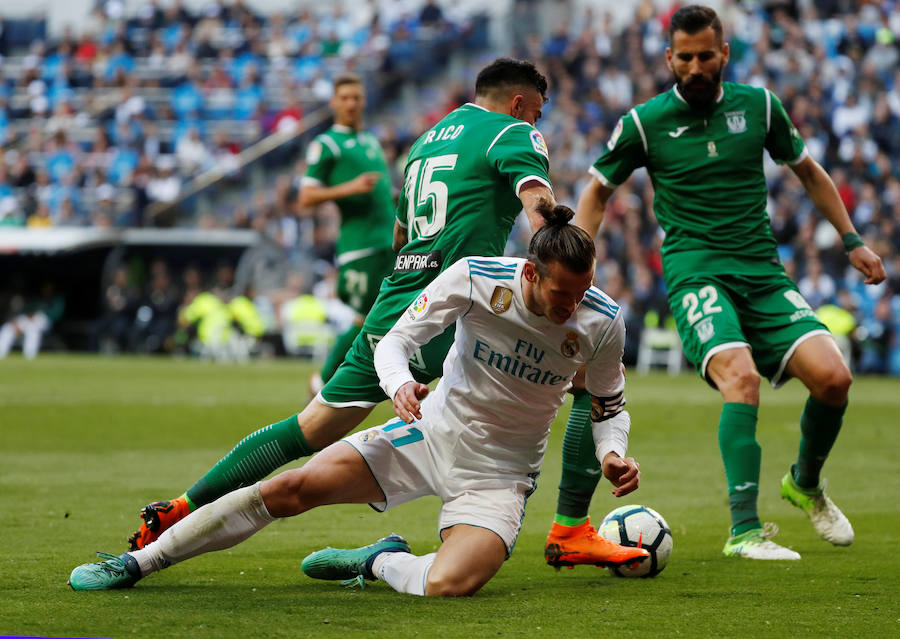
[780,334,854,546]
[127,332,386,550]
[70,442,384,590]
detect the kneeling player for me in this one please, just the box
[69,205,648,596]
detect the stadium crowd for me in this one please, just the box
[1,0,898,375]
[0,0,478,227]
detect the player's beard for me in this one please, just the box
[675,66,723,111]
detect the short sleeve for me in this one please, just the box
[765,90,807,165]
[486,123,553,196]
[303,135,336,185]
[590,111,647,188]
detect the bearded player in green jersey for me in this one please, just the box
[563,5,886,561]
[298,73,396,395]
[125,59,634,568]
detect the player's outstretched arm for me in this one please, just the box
[392,381,430,423]
[600,453,641,498]
[791,156,886,284]
[574,177,615,239]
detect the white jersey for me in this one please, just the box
[374,256,626,476]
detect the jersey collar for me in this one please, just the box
[464,102,489,112]
[331,124,358,134]
[671,84,725,106]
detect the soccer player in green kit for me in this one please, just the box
[298,73,396,395]
[126,59,640,567]
[566,5,886,560]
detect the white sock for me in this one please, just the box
[371,551,436,596]
[131,483,275,575]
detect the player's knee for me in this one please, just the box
[734,367,761,390]
[812,366,852,405]
[259,469,310,518]
[424,570,484,597]
[718,367,760,403]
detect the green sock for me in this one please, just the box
[180,493,197,511]
[718,402,761,537]
[555,390,602,521]
[320,324,362,383]
[793,396,846,490]
[186,415,315,508]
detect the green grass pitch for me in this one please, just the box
[1,355,897,638]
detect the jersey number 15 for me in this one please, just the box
[404,154,458,239]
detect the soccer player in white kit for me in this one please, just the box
[68,204,649,596]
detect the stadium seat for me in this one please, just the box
[636,327,683,376]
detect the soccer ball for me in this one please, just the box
[598,504,673,578]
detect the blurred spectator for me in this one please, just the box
[132,261,180,352]
[278,272,334,358]
[91,265,139,352]
[175,126,211,175]
[0,282,65,359]
[798,257,837,309]
[146,155,180,210]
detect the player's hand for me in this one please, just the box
[349,172,381,194]
[601,453,640,497]
[849,245,886,285]
[392,381,430,424]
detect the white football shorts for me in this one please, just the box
[342,416,539,556]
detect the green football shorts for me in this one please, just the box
[337,248,396,316]
[319,323,456,407]
[668,272,830,387]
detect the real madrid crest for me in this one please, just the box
[359,430,380,443]
[561,331,580,357]
[490,287,513,314]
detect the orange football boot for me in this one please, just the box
[127,497,191,551]
[544,518,649,569]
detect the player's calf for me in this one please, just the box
[424,525,507,596]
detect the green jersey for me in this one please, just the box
[364,102,552,336]
[591,82,806,285]
[303,124,395,260]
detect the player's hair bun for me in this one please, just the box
[537,202,575,227]
[528,201,595,274]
